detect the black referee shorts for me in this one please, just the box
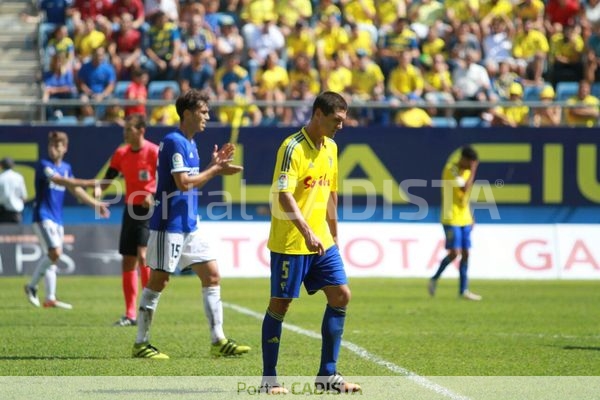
[119,205,152,256]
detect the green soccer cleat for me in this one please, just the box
[132,342,169,359]
[210,338,251,357]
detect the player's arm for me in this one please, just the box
[67,185,110,218]
[327,192,339,245]
[278,191,325,255]
[172,143,243,191]
[461,161,479,193]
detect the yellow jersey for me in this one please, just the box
[496,103,530,126]
[441,163,473,226]
[268,128,338,254]
[566,95,600,127]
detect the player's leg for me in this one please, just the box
[459,225,481,300]
[132,230,179,359]
[307,246,360,393]
[117,210,139,325]
[429,225,460,297]
[260,252,307,394]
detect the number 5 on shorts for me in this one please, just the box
[281,261,289,280]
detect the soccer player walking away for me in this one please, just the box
[95,114,159,327]
[24,131,110,309]
[428,145,482,301]
[131,89,250,359]
[260,92,361,394]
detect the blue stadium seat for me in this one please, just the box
[114,81,131,99]
[459,117,490,128]
[523,85,543,102]
[52,115,79,125]
[430,117,457,128]
[592,82,600,99]
[148,81,180,100]
[555,81,579,101]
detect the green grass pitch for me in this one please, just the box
[1,276,599,378]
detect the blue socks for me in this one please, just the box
[318,305,346,376]
[459,259,468,294]
[262,309,284,378]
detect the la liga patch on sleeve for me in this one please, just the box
[172,153,184,169]
[277,173,288,190]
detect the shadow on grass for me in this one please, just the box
[563,346,600,351]
[0,356,107,360]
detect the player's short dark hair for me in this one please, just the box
[312,91,348,117]
[48,130,68,146]
[176,89,210,121]
[461,146,478,161]
[125,113,146,129]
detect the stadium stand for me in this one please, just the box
[0,0,40,122]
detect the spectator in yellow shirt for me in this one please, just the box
[255,51,289,120]
[218,82,262,126]
[512,19,549,83]
[387,50,424,105]
[149,86,180,125]
[565,80,600,127]
[490,82,530,126]
[288,52,321,96]
[394,94,433,127]
[532,85,561,127]
[549,23,584,85]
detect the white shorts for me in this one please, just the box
[33,220,64,251]
[146,229,216,273]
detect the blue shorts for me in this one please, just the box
[270,245,348,298]
[443,225,473,250]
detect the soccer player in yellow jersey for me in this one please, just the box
[260,92,360,394]
[429,146,482,301]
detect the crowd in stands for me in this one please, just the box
[23,0,600,127]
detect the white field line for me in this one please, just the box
[224,302,471,400]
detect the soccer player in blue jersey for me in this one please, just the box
[260,92,361,394]
[24,130,110,309]
[132,89,250,359]
[428,145,482,301]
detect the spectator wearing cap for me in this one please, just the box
[512,19,549,83]
[107,12,142,79]
[490,82,530,127]
[215,15,244,63]
[549,22,584,86]
[142,11,183,80]
[377,17,419,78]
[533,85,561,127]
[394,93,433,127]
[0,158,28,224]
[565,80,600,128]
